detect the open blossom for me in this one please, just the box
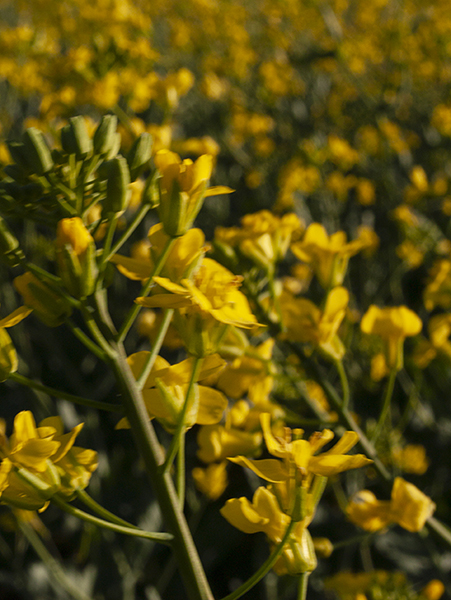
[279,286,349,360]
[136,257,261,356]
[361,305,422,371]
[347,477,436,533]
[117,353,228,432]
[0,411,97,510]
[291,223,367,288]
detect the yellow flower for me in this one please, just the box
[56,217,97,298]
[136,257,261,356]
[291,223,365,288]
[116,353,227,432]
[421,580,445,600]
[361,305,422,371]
[279,287,349,360]
[0,305,32,382]
[14,272,72,327]
[196,424,262,463]
[347,477,435,533]
[111,223,206,284]
[192,461,228,501]
[423,259,451,311]
[220,486,317,575]
[154,150,232,237]
[229,413,372,483]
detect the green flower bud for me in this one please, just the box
[141,171,160,208]
[104,155,131,215]
[14,272,72,327]
[61,117,93,158]
[0,217,24,267]
[127,133,153,181]
[22,128,54,175]
[93,115,118,156]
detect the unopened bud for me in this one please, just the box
[61,117,93,158]
[104,156,131,215]
[127,133,153,181]
[14,272,72,327]
[22,128,54,175]
[93,115,118,156]
[141,171,160,208]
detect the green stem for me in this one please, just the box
[7,372,122,413]
[107,347,214,600]
[18,520,95,600]
[107,203,152,260]
[162,357,203,474]
[177,429,186,510]
[80,303,117,359]
[98,214,118,271]
[427,516,451,549]
[220,519,296,600]
[76,489,143,529]
[371,368,397,443]
[335,359,350,409]
[66,319,106,361]
[136,308,174,390]
[297,572,309,600]
[51,495,172,544]
[332,532,375,551]
[117,235,177,343]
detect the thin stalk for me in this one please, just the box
[136,309,174,390]
[8,372,122,413]
[117,235,177,343]
[161,357,203,474]
[107,203,152,260]
[332,532,375,551]
[98,214,118,271]
[371,368,397,443]
[66,319,106,361]
[51,495,172,544]
[427,517,451,549]
[220,519,296,600]
[297,573,309,600]
[80,304,117,359]
[177,429,186,510]
[18,520,95,600]
[76,489,144,529]
[335,359,350,409]
[107,347,215,600]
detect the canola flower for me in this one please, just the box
[0,411,97,511]
[347,477,436,533]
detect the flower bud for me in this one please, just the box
[0,328,18,382]
[104,156,131,215]
[14,272,72,327]
[61,116,93,158]
[56,217,98,298]
[93,115,118,156]
[22,128,54,175]
[0,217,24,267]
[141,171,160,208]
[127,133,153,181]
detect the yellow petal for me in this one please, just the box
[0,306,33,328]
[110,254,152,281]
[227,456,288,482]
[204,186,234,197]
[220,496,269,534]
[309,454,372,476]
[196,386,228,425]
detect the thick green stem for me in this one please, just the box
[108,347,214,600]
[8,372,122,413]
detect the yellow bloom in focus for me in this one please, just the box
[111,223,206,284]
[136,257,261,356]
[220,486,317,575]
[347,477,435,533]
[154,150,232,237]
[361,305,422,371]
[279,287,349,360]
[116,353,228,432]
[229,413,372,484]
[291,223,366,288]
